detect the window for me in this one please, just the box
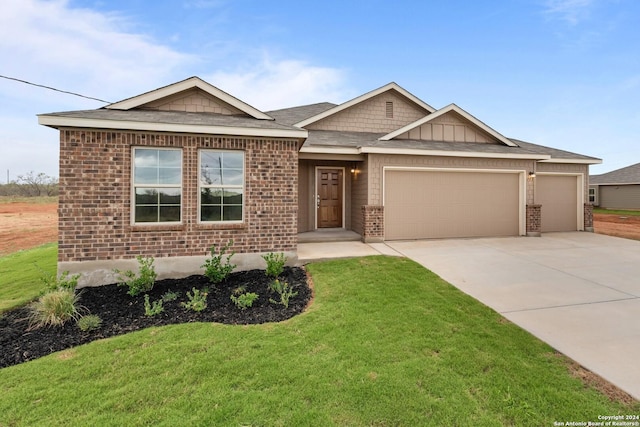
[589,187,596,204]
[199,150,244,222]
[133,148,182,223]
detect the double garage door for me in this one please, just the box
[385,170,522,240]
[384,170,581,240]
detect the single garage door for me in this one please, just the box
[384,170,521,240]
[536,174,578,232]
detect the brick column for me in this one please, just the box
[526,204,541,237]
[584,203,594,232]
[362,205,384,243]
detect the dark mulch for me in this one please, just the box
[0,267,311,369]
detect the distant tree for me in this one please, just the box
[16,171,59,196]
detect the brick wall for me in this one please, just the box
[584,203,594,230]
[526,204,542,236]
[362,205,384,242]
[58,129,298,262]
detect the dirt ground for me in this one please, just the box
[0,202,58,256]
[593,213,640,241]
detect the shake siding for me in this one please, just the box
[306,91,428,133]
[58,129,298,262]
[141,89,245,115]
[350,157,368,235]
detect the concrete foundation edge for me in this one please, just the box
[61,251,298,288]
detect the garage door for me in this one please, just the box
[536,175,578,232]
[384,170,521,240]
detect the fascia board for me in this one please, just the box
[105,77,274,121]
[38,115,307,139]
[380,104,517,147]
[293,82,436,128]
[591,182,640,185]
[298,146,361,155]
[538,158,603,165]
[360,146,550,160]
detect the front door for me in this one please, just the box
[317,169,343,228]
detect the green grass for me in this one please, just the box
[0,243,57,313]
[0,256,637,426]
[594,207,640,216]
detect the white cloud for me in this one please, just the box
[206,55,354,110]
[542,0,595,25]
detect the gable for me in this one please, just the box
[139,88,246,115]
[395,110,495,143]
[306,90,430,133]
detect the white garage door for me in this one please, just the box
[536,175,579,232]
[384,170,521,240]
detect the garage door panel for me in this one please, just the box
[537,175,578,232]
[385,170,520,240]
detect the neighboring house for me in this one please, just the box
[589,162,640,210]
[38,77,601,285]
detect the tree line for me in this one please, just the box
[0,171,59,197]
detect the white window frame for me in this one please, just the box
[131,147,183,225]
[198,149,245,223]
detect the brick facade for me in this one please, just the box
[584,203,594,231]
[58,129,298,263]
[526,204,542,236]
[361,205,384,243]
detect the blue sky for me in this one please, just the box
[1,0,638,180]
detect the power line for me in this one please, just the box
[0,74,112,104]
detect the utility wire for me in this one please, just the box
[0,74,112,104]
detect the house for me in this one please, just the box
[38,77,601,286]
[589,162,640,210]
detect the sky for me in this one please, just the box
[1,0,638,181]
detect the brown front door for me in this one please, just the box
[317,169,343,228]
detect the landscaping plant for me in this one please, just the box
[114,256,157,296]
[268,279,297,309]
[144,294,164,316]
[262,252,287,278]
[41,270,80,292]
[230,292,259,310]
[181,287,208,312]
[77,314,102,332]
[29,288,83,329]
[202,240,236,284]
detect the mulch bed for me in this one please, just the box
[0,267,311,369]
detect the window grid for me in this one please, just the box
[199,150,244,223]
[133,148,182,224]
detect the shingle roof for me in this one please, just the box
[41,109,301,132]
[510,139,601,162]
[267,103,337,126]
[590,162,640,184]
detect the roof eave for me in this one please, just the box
[538,158,602,165]
[38,115,307,139]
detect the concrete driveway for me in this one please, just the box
[387,232,640,400]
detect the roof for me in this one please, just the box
[590,162,640,184]
[293,82,435,128]
[38,109,308,139]
[267,103,337,126]
[106,76,273,120]
[300,130,598,161]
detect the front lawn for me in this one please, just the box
[594,207,640,217]
[0,256,637,426]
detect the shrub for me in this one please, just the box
[230,292,259,310]
[201,240,236,284]
[114,256,157,296]
[29,289,82,329]
[41,270,80,292]
[262,252,287,278]
[269,279,298,309]
[161,290,180,302]
[144,294,164,316]
[181,288,208,312]
[77,314,102,332]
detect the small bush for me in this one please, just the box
[114,256,157,296]
[77,314,102,332]
[41,270,80,292]
[262,252,287,278]
[181,288,208,312]
[144,294,164,316]
[230,292,259,310]
[161,290,179,302]
[201,240,236,284]
[269,279,298,309]
[29,289,82,329]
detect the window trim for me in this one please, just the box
[198,149,245,224]
[131,147,183,225]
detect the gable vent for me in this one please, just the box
[386,101,393,118]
